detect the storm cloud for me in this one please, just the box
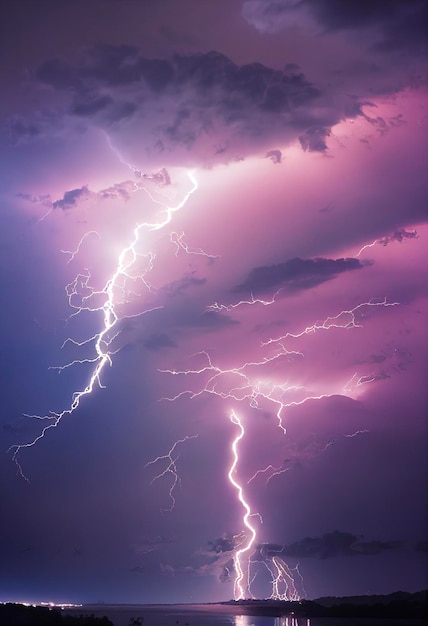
[234,257,366,295]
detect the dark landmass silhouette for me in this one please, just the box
[221,590,427,618]
[0,603,114,626]
[3,591,427,625]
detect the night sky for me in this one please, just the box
[1,0,427,606]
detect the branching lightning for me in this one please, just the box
[228,410,258,600]
[207,290,281,313]
[158,295,399,597]
[145,434,198,512]
[9,169,198,481]
[262,298,399,346]
[170,231,220,262]
[60,231,101,264]
[14,140,405,603]
[355,228,418,257]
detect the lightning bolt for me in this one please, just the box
[262,298,399,346]
[9,170,198,481]
[355,228,418,257]
[170,231,220,261]
[13,138,406,604]
[60,231,101,264]
[207,290,281,313]
[247,461,291,486]
[156,295,399,598]
[158,296,397,434]
[145,435,198,512]
[228,410,258,600]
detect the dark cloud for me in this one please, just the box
[17,192,52,207]
[242,0,428,52]
[30,47,362,164]
[235,257,366,295]
[310,0,428,51]
[53,186,90,210]
[98,180,135,202]
[380,228,419,246]
[266,149,282,164]
[218,566,232,583]
[279,531,401,559]
[207,536,239,554]
[143,333,177,351]
[242,0,303,34]
[299,126,330,152]
[71,93,114,117]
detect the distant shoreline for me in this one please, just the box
[68,590,427,619]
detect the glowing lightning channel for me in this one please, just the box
[9,170,198,481]
[247,461,291,486]
[60,231,101,264]
[228,410,258,600]
[170,231,220,261]
[270,556,300,601]
[262,298,399,346]
[145,435,198,512]
[355,228,418,257]
[207,290,281,313]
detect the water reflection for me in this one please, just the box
[235,615,310,626]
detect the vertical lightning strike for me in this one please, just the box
[9,170,198,480]
[270,556,300,601]
[145,435,198,512]
[228,410,258,600]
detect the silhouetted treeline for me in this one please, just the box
[223,589,428,618]
[0,603,114,626]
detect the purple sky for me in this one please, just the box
[1,0,427,605]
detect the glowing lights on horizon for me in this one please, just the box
[0,601,82,609]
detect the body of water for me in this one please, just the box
[64,604,426,626]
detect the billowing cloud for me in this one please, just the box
[379,228,419,246]
[242,0,428,52]
[299,126,330,152]
[207,535,241,554]
[266,149,282,164]
[242,0,304,34]
[272,531,402,559]
[30,46,369,166]
[52,186,90,210]
[234,257,366,295]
